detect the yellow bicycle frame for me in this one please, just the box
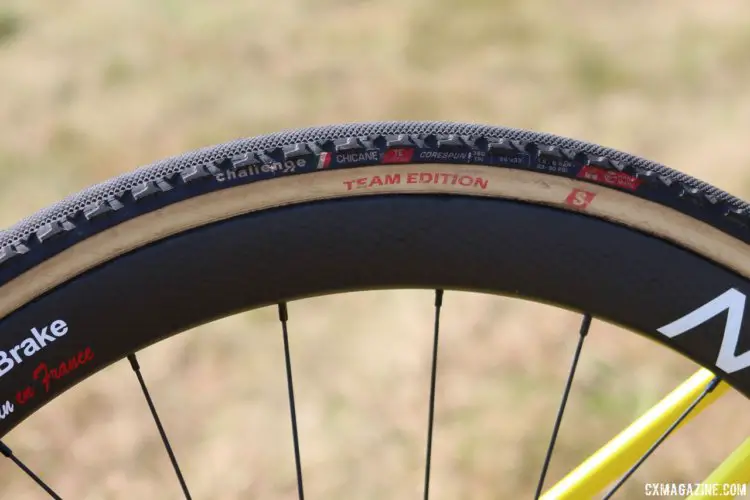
[541,368,750,499]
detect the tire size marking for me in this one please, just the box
[657,288,750,373]
[342,172,488,192]
[565,189,596,209]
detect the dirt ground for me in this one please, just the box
[1,0,750,498]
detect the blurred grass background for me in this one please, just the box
[1,0,750,498]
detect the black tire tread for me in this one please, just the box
[1,121,749,281]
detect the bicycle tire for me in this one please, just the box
[1,120,750,439]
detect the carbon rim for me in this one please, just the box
[1,194,749,497]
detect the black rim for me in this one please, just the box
[0,194,748,497]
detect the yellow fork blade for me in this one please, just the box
[541,368,729,500]
[686,437,750,500]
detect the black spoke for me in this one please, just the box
[602,376,721,499]
[422,289,444,500]
[128,353,192,500]
[278,302,305,500]
[0,441,62,499]
[534,313,592,500]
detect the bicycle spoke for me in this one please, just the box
[534,313,592,500]
[278,302,305,500]
[128,353,192,500]
[422,289,444,500]
[0,441,62,499]
[602,375,721,499]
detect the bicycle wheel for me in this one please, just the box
[1,121,749,498]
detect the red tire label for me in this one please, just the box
[565,189,596,209]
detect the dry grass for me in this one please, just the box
[1,0,750,498]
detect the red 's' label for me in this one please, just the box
[565,189,596,209]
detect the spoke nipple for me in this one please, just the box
[579,313,593,337]
[0,441,12,458]
[435,289,444,308]
[127,353,140,372]
[706,376,721,392]
[278,302,289,322]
